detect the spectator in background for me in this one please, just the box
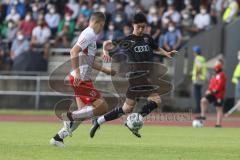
[31,2,41,21]
[147,6,158,24]
[31,19,51,59]
[181,0,194,36]
[0,3,7,24]
[0,40,4,70]
[210,0,221,24]
[146,10,162,43]
[166,0,175,6]
[0,38,11,70]
[163,21,182,51]
[79,1,92,19]
[162,5,181,26]
[6,0,25,19]
[5,7,20,24]
[104,22,122,40]
[106,0,117,15]
[190,5,211,33]
[45,5,60,36]
[20,12,36,40]
[231,50,240,112]
[124,0,137,21]
[75,13,88,32]
[98,4,112,31]
[1,20,19,42]
[65,0,79,20]
[10,31,29,61]
[223,0,239,23]
[191,46,207,113]
[112,3,128,31]
[56,11,75,47]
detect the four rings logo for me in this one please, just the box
[134,45,150,53]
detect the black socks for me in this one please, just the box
[139,101,158,117]
[104,107,124,121]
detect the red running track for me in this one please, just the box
[0,113,239,128]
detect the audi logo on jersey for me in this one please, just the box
[134,45,150,53]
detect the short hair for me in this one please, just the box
[90,12,106,23]
[132,12,147,24]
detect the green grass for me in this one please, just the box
[0,109,53,116]
[0,122,240,160]
[233,111,240,116]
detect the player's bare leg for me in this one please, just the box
[62,98,108,134]
[215,106,223,127]
[90,98,136,138]
[50,98,84,147]
[198,97,208,120]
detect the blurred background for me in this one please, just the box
[0,0,240,114]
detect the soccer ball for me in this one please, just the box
[192,119,204,128]
[126,113,144,130]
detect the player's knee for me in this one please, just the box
[122,104,134,113]
[148,95,161,107]
[201,97,207,104]
[92,98,108,115]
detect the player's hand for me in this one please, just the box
[205,90,212,96]
[165,50,178,58]
[109,69,116,76]
[105,68,116,76]
[73,71,81,87]
[102,51,111,62]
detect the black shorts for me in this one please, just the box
[124,65,173,100]
[205,94,224,107]
[126,72,158,100]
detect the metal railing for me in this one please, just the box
[0,75,71,109]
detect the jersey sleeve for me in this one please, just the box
[76,32,92,50]
[148,35,159,50]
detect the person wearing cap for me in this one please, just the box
[192,46,207,113]
[231,50,240,111]
[197,59,227,127]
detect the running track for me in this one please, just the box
[0,113,239,128]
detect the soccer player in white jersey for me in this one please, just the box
[50,12,115,147]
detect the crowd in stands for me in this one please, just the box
[0,0,239,71]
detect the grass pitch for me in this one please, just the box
[0,122,240,160]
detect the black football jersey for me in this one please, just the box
[112,34,159,62]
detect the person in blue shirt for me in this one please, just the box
[163,21,182,51]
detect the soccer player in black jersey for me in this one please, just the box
[90,12,177,138]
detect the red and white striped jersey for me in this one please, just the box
[71,27,98,81]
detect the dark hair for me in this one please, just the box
[132,12,147,24]
[218,58,224,65]
[90,12,106,23]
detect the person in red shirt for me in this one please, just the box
[197,58,227,127]
[19,13,36,40]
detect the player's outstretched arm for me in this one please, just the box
[70,45,82,86]
[154,48,178,58]
[92,59,116,76]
